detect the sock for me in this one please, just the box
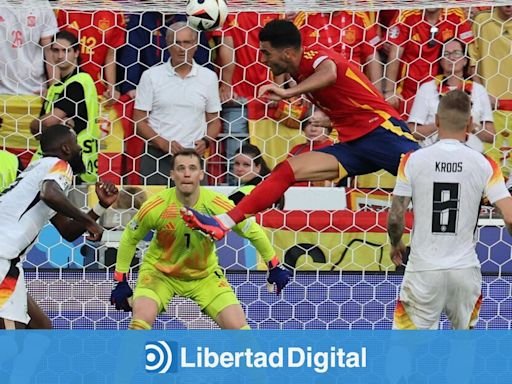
[225,160,295,224]
[240,324,251,330]
[128,318,152,330]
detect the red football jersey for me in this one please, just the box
[294,48,401,142]
[387,8,473,103]
[295,12,380,65]
[57,9,126,95]
[222,12,282,119]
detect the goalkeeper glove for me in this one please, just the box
[266,256,292,295]
[110,272,133,312]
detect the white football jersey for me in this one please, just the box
[0,0,58,95]
[393,139,510,271]
[0,157,73,260]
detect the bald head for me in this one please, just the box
[436,90,472,134]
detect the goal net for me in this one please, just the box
[2,0,510,329]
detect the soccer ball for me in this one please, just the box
[186,0,228,31]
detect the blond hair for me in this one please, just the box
[437,89,472,132]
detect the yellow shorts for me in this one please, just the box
[134,264,240,320]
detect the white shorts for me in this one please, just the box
[0,259,30,325]
[393,267,482,330]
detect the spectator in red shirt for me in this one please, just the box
[288,108,333,158]
[57,9,126,102]
[293,11,383,86]
[288,108,334,187]
[385,8,473,118]
[216,12,292,180]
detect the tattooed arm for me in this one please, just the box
[387,195,411,266]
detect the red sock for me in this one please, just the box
[227,160,296,223]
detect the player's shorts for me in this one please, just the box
[134,263,240,320]
[393,267,482,330]
[317,117,419,178]
[0,259,30,325]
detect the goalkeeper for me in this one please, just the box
[111,149,291,330]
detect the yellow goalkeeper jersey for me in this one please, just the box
[116,187,275,280]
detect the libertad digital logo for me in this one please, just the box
[145,341,178,373]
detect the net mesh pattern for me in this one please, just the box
[26,271,512,329]
[0,0,511,329]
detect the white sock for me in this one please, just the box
[217,213,236,229]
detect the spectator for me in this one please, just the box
[470,6,512,177]
[57,8,127,183]
[118,13,213,98]
[293,11,383,86]
[287,108,334,187]
[385,8,473,118]
[57,9,126,103]
[217,11,305,179]
[0,0,58,167]
[133,22,221,186]
[30,31,100,184]
[117,13,215,185]
[230,144,285,209]
[408,38,495,151]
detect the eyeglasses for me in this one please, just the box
[443,50,465,59]
[427,25,439,48]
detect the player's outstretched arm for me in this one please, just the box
[233,218,292,295]
[50,181,119,242]
[285,58,337,98]
[258,59,337,102]
[111,195,161,311]
[387,195,411,266]
[42,180,103,242]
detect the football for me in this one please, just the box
[186,0,228,31]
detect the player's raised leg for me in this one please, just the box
[181,151,340,239]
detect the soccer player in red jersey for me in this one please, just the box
[181,19,419,241]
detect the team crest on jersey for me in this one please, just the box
[343,28,356,44]
[388,26,400,39]
[98,18,111,30]
[27,15,36,27]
